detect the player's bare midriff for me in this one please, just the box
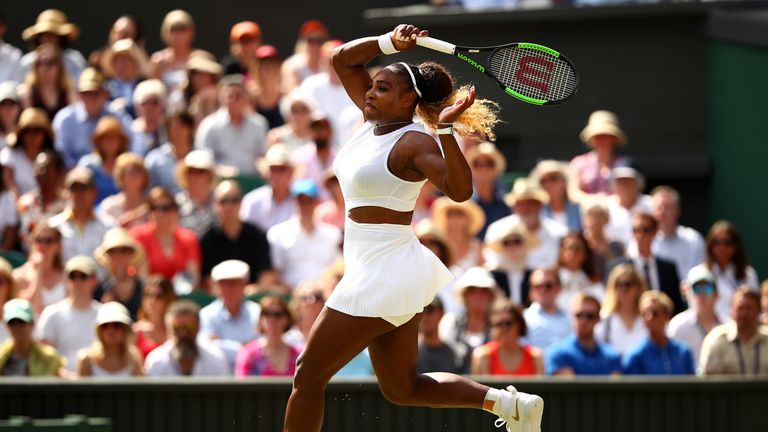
[348,206,412,225]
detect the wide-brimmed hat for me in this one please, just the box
[529,159,569,187]
[452,267,501,303]
[64,255,97,277]
[0,82,19,103]
[504,177,549,207]
[486,220,539,253]
[92,116,129,150]
[186,53,224,77]
[10,108,54,148]
[466,142,506,177]
[230,21,262,42]
[101,38,149,77]
[22,9,80,42]
[77,67,106,93]
[175,149,215,189]
[431,196,486,237]
[94,227,146,268]
[211,259,250,282]
[96,302,133,327]
[257,144,295,177]
[579,110,627,146]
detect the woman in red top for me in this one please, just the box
[129,186,200,286]
[133,275,176,358]
[471,299,544,376]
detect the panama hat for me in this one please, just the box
[94,227,146,268]
[579,110,627,146]
[211,259,250,282]
[504,177,550,207]
[452,267,502,303]
[10,108,53,148]
[22,9,80,42]
[101,38,149,77]
[486,220,539,253]
[431,196,486,237]
[186,54,224,77]
[466,142,506,177]
[176,149,216,189]
[77,67,107,93]
[529,159,570,187]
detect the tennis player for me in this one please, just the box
[284,24,543,432]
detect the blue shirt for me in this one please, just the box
[199,299,262,370]
[145,143,182,195]
[622,338,695,375]
[52,102,134,167]
[78,154,120,204]
[523,302,572,350]
[472,186,511,240]
[546,335,622,375]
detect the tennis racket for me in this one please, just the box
[416,36,578,106]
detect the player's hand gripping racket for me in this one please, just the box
[416,36,578,106]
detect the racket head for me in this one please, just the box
[485,43,579,105]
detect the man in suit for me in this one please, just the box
[607,212,686,314]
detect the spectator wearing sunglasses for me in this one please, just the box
[695,221,759,319]
[149,10,204,92]
[595,263,647,356]
[465,142,510,240]
[417,296,470,374]
[235,294,298,377]
[622,291,694,375]
[485,222,533,307]
[283,280,328,350]
[93,228,146,320]
[523,268,571,350]
[472,299,543,376]
[14,222,65,314]
[35,255,101,372]
[667,266,725,368]
[546,293,621,375]
[175,150,217,237]
[76,301,143,377]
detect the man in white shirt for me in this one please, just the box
[485,178,567,270]
[649,186,705,280]
[195,74,268,175]
[35,256,102,372]
[605,166,651,246]
[267,179,341,290]
[0,12,22,83]
[145,300,229,377]
[239,144,297,231]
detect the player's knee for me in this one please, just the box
[379,382,416,406]
[292,354,330,391]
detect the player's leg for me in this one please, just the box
[283,307,395,432]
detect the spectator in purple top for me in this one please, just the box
[569,110,630,195]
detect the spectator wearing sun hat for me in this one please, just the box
[1,107,55,196]
[282,19,331,92]
[530,159,582,232]
[93,228,146,320]
[267,178,341,290]
[0,298,65,376]
[53,67,133,168]
[569,110,632,195]
[485,222,535,307]
[195,74,268,176]
[240,144,297,231]
[149,10,206,92]
[431,196,486,276]
[175,149,218,237]
[77,115,131,204]
[102,38,149,118]
[221,21,262,77]
[76,301,143,377]
[466,142,510,240]
[485,178,568,270]
[35,255,102,371]
[604,166,651,247]
[19,9,87,83]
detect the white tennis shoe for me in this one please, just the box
[493,385,544,432]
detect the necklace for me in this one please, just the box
[374,121,413,132]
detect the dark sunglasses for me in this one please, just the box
[692,283,715,296]
[261,310,288,319]
[143,292,164,300]
[472,159,495,168]
[539,175,561,184]
[68,272,91,281]
[100,322,126,331]
[532,282,556,290]
[305,37,326,44]
[37,58,58,67]
[170,24,189,32]
[300,294,325,304]
[502,237,524,247]
[69,183,92,193]
[34,236,58,245]
[107,246,135,255]
[713,238,735,246]
[173,323,197,333]
[615,280,637,290]
[491,320,516,329]
[632,226,654,235]
[217,196,241,205]
[151,204,175,212]
[575,312,598,321]
[643,309,665,319]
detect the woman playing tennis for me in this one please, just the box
[284,24,544,432]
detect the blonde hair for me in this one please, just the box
[603,263,647,315]
[160,10,194,45]
[25,44,72,93]
[114,152,149,190]
[639,290,674,316]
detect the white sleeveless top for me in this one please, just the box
[333,122,431,212]
[89,357,133,377]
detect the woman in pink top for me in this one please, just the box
[236,295,299,377]
[129,186,200,284]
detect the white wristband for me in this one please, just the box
[378,33,399,55]
[436,124,453,136]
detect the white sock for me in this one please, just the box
[483,388,505,416]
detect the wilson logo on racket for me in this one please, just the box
[457,53,485,73]
[515,56,554,95]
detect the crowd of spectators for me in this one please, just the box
[0,8,766,380]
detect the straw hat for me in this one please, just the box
[466,142,506,177]
[431,196,486,237]
[10,108,54,148]
[100,38,149,77]
[452,266,502,303]
[22,9,80,42]
[94,227,146,268]
[77,67,106,93]
[504,177,549,207]
[486,219,539,253]
[175,149,215,189]
[186,54,224,77]
[95,302,133,327]
[257,144,295,177]
[92,116,129,149]
[579,110,627,146]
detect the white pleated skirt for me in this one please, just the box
[326,218,455,321]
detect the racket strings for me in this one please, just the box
[489,47,577,102]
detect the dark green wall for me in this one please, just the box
[708,40,768,281]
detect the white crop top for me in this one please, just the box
[334,122,436,212]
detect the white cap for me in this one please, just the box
[96,302,133,327]
[211,259,250,282]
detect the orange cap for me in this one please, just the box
[230,21,262,42]
[299,19,329,37]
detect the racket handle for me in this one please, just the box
[416,37,456,55]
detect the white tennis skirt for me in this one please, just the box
[326,218,455,321]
